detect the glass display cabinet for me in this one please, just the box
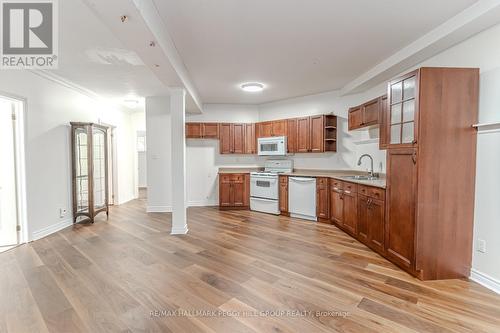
[70,122,109,223]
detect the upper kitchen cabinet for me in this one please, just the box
[378,95,389,149]
[286,118,297,153]
[296,116,311,153]
[244,123,256,154]
[386,70,418,146]
[310,115,325,152]
[256,120,287,138]
[384,67,479,280]
[186,122,219,139]
[348,97,383,130]
[219,123,246,154]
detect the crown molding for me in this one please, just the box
[29,70,101,100]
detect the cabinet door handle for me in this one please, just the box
[412,151,417,164]
[344,190,351,194]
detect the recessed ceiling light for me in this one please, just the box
[241,82,264,92]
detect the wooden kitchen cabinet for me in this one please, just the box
[341,185,357,236]
[219,123,246,154]
[219,173,249,209]
[202,123,219,138]
[385,148,417,271]
[244,123,256,154]
[348,106,363,130]
[296,117,310,153]
[256,120,287,138]
[329,179,358,235]
[219,123,232,154]
[316,178,329,222]
[286,118,297,153]
[310,115,324,152]
[329,180,343,226]
[232,124,245,154]
[357,185,386,255]
[279,175,289,215]
[348,96,383,130]
[378,95,389,149]
[384,68,478,280]
[186,123,219,139]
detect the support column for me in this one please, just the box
[170,88,188,234]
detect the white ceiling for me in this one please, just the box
[53,0,168,109]
[153,0,479,104]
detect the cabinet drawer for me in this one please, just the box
[359,185,385,200]
[279,176,288,184]
[343,182,357,194]
[220,174,245,182]
[317,177,329,186]
[330,179,343,191]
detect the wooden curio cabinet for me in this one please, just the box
[71,122,109,224]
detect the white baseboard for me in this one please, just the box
[147,205,172,213]
[31,218,73,241]
[188,200,218,207]
[470,269,500,294]
[171,225,188,235]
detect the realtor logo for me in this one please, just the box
[1,0,58,69]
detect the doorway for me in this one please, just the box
[0,96,26,252]
[137,130,147,200]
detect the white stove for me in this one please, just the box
[250,160,293,215]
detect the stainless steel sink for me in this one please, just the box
[341,175,379,181]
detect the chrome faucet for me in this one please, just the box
[357,154,375,178]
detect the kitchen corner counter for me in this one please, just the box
[218,167,262,174]
[283,169,386,189]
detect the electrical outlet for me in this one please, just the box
[477,239,486,253]
[59,208,67,218]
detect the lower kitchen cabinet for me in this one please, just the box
[358,193,385,255]
[219,173,249,209]
[341,186,357,236]
[279,175,288,215]
[329,180,358,235]
[329,180,343,226]
[316,178,329,221]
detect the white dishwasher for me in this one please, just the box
[288,177,317,221]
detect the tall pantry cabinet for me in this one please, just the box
[382,67,479,280]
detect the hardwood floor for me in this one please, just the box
[1,199,500,332]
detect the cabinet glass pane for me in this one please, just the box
[93,129,106,209]
[390,124,401,144]
[403,77,416,99]
[391,82,403,103]
[390,104,402,124]
[402,122,414,143]
[402,100,415,122]
[75,129,89,213]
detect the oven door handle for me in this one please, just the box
[251,197,277,203]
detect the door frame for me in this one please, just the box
[0,91,28,245]
[99,122,118,205]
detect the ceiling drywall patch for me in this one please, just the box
[86,48,145,66]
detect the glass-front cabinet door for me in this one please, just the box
[71,122,109,224]
[388,71,418,146]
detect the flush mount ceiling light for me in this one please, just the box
[241,82,264,92]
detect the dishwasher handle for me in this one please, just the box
[289,177,316,183]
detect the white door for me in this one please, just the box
[0,99,19,250]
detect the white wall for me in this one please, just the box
[145,96,172,212]
[0,71,136,240]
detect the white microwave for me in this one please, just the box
[258,136,287,156]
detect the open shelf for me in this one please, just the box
[324,115,337,152]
